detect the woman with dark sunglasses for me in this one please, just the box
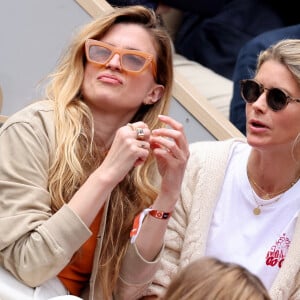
[230,24,300,135]
[0,5,189,300]
[142,39,300,300]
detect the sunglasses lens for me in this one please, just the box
[88,45,147,72]
[267,89,287,111]
[241,80,261,103]
[89,45,112,64]
[240,79,290,111]
[122,54,147,72]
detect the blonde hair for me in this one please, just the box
[161,257,271,300]
[257,39,300,85]
[45,5,173,299]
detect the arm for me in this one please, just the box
[115,115,190,299]
[115,194,188,299]
[0,104,157,287]
[135,115,189,261]
[0,111,91,286]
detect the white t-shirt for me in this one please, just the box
[205,141,300,289]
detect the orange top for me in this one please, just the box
[58,209,103,296]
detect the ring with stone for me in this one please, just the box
[136,128,145,140]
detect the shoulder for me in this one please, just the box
[186,138,247,175]
[189,138,246,159]
[4,100,54,123]
[1,100,54,130]
[0,100,55,147]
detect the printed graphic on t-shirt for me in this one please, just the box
[265,233,291,268]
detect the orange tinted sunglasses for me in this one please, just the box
[85,39,157,79]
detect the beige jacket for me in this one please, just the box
[0,100,160,300]
[146,139,300,300]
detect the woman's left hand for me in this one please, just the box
[150,115,189,207]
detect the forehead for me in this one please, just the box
[256,60,300,90]
[101,23,156,55]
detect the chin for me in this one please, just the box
[247,134,270,150]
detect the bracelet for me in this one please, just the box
[130,208,173,243]
[149,209,172,220]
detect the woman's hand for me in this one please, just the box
[99,121,151,186]
[150,115,190,208]
[133,115,189,261]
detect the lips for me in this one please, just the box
[97,73,123,84]
[251,120,266,128]
[248,118,269,130]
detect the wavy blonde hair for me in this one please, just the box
[45,5,173,299]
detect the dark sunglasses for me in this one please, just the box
[240,79,300,111]
[85,39,157,79]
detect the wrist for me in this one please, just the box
[130,207,173,243]
[149,209,172,220]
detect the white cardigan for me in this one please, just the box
[146,138,300,300]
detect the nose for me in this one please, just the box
[105,53,122,71]
[251,89,268,111]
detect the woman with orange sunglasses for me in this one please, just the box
[0,6,189,300]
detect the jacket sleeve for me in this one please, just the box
[139,193,188,298]
[0,114,91,287]
[114,242,163,299]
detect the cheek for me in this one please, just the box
[245,104,251,119]
[126,74,149,92]
[81,66,95,96]
[275,112,300,139]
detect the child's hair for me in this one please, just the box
[161,257,271,300]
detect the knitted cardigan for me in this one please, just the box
[146,138,300,300]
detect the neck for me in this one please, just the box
[247,151,300,199]
[247,169,300,199]
[91,109,135,149]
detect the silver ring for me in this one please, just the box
[136,128,145,140]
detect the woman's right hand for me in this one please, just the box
[98,122,151,186]
[68,121,151,226]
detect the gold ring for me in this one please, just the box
[136,128,145,140]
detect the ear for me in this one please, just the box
[144,84,165,105]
